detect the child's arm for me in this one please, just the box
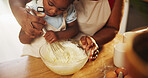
[44,20,79,43]
[9,0,46,44]
[57,20,79,39]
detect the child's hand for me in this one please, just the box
[19,9,46,38]
[44,30,58,43]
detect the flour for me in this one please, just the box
[47,41,87,63]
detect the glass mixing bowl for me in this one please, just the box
[39,43,88,75]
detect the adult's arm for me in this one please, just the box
[9,0,31,20]
[9,0,46,44]
[56,20,79,40]
[44,20,79,43]
[92,0,124,47]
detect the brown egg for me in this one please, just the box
[124,75,133,78]
[115,67,128,76]
[106,71,117,78]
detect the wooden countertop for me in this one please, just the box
[0,34,123,78]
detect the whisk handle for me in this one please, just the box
[42,28,47,35]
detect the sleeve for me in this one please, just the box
[26,0,38,11]
[66,4,77,24]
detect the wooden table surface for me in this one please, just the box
[0,34,123,78]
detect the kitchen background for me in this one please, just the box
[0,0,147,63]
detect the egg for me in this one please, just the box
[124,75,133,78]
[106,71,117,78]
[115,67,128,76]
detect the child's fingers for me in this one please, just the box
[44,31,58,43]
[48,38,56,43]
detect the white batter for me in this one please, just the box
[46,41,87,63]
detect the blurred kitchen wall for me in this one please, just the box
[0,0,23,63]
[126,0,148,31]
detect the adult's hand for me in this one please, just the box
[80,36,99,61]
[80,36,94,51]
[19,9,46,38]
[9,0,47,38]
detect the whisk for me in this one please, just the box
[49,42,70,62]
[26,8,70,62]
[42,27,69,62]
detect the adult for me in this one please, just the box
[74,0,124,60]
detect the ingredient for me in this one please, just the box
[106,71,117,78]
[47,41,87,63]
[105,68,131,78]
[115,67,128,76]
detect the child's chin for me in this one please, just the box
[46,14,57,17]
[49,15,57,17]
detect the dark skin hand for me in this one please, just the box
[19,9,47,44]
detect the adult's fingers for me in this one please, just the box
[31,22,44,31]
[25,31,35,38]
[31,16,47,26]
[25,27,42,38]
[86,37,94,51]
[31,9,47,25]
[31,28,43,37]
[22,22,36,38]
[26,11,46,26]
[88,49,99,61]
[27,9,47,25]
[31,9,46,17]
[80,36,87,49]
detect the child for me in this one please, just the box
[9,0,79,57]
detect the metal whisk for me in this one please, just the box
[50,42,70,62]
